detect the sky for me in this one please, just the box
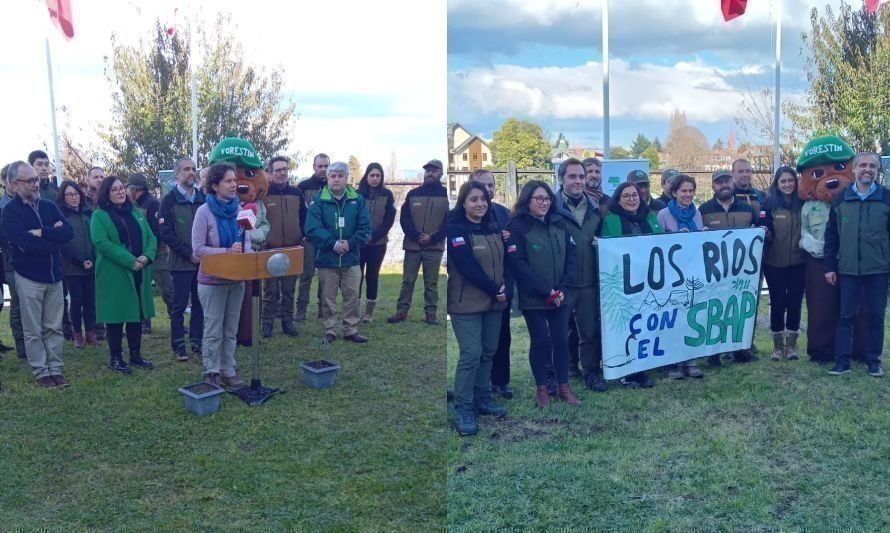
[0,0,446,178]
[448,0,848,152]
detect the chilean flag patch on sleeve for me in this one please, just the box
[452,237,466,247]
[507,244,517,253]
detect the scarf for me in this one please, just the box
[611,203,654,235]
[585,184,604,204]
[667,199,698,232]
[206,193,239,248]
[107,203,143,255]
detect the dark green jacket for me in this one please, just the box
[599,212,663,237]
[59,205,95,276]
[762,197,805,268]
[159,187,205,271]
[824,185,890,276]
[505,213,577,310]
[553,190,601,288]
[305,186,372,268]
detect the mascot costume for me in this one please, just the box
[797,135,868,363]
[207,137,270,347]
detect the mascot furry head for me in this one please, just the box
[795,135,856,202]
[207,137,268,204]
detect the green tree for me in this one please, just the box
[610,146,632,159]
[801,4,890,153]
[652,137,663,153]
[641,146,661,171]
[103,15,297,180]
[630,133,652,158]
[712,138,725,150]
[489,118,552,168]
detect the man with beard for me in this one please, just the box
[699,169,757,364]
[732,158,767,215]
[825,153,888,378]
[83,166,105,210]
[0,165,19,355]
[296,153,330,321]
[582,157,610,209]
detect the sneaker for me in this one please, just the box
[867,363,884,377]
[474,396,507,417]
[387,311,408,324]
[827,362,852,375]
[262,322,274,339]
[583,372,608,392]
[491,384,514,399]
[453,406,478,436]
[174,345,189,362]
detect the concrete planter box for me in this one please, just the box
[300,359,341,388]
[179,382,225,416]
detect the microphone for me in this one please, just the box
[237,203,258,250]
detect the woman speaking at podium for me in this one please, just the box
[192,163,250,388]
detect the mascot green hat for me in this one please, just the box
[796,135,855,170]
[208,137,263,169]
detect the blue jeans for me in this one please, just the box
[523,306,571,386]
[836,273,888,366]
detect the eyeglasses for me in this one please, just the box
[110,186,126,193]
[15,178,39,185]
[63,192,79,198]
[272,167,288,173]
[620,193,640,200]
[531,195,552,204]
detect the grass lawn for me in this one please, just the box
[0,270,446,530]
[447,301,890,531]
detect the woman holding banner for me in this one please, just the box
[762,166,806,360]
[656,174,705,379]
[600,181,663,388]
[506,180,581,408]
[447,181,510,435]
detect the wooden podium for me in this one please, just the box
[202,246,304,405]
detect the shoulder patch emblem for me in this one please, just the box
[451,236,466,247]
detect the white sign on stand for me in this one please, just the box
[600,159,650,197]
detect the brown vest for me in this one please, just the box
[447,233,506,314]
[366,195,389,246]
[404,195,449,251]
[701,209,753,229]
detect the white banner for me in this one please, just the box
[597,228,765,380]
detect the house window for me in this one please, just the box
[482,153,487,161]
[462,153,468,161]
[472,153,478,161]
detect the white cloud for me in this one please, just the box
[0,0,445,172]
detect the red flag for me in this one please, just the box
[46,0,74,40]
[866,0,889,12]
[721,0,748,21]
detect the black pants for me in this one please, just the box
[359,244,387,300]
[762,263,806,332]
[64,275,96,333]
[107,322,142,358]
[490,302,512,386]
[523,306,571,386]
[171,270,203,350]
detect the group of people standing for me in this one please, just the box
[448,152,887,437]
[0,148,452,389]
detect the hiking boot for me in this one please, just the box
[475,396,507,417]
[667,365,685,380]
[785,330,800,360]
[262,322,274,339]
[827,362,851,375]
[535,385,550,408]
[295,304,308,322]
[85,331,100,346]
[491,384,514,399]
[362,299,376,323]
[556,383,582,406]
[51,374,70,388]
[174,345,189,362]
[771,331,785,360]
[425,312,439,325]
[684,362,704,379]
[387,311,408,324]
[73,332,85,349]
[454,406,479,436]
[344,333,368,343]
[281,321,299,337]
[35,376,56,388]
[221,374,245,388]
[15,339,26,359]
[204,373,220,387]
[583,372,607,392]
[707,354,722,367]
[129,353,154,370]
[867,362,884,377]
[108,357,132,374]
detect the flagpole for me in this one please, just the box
[773,0,782,171]
[190,11,198,164]
[602,0,610,158]
[45,38,62,183]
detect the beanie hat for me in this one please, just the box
[796,135,855,170]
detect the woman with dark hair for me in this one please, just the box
[762,165,806,360]
[448,181,510,435]
[58,181,97,349]
[600,181,663,388]
[507,180,581,408]
[192,163,248,387]
[91,176,156,373]
[357,162,396,323]
[656,175,704,379]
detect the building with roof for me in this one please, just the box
[447,123,491,171]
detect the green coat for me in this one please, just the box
[91,207,157,323]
